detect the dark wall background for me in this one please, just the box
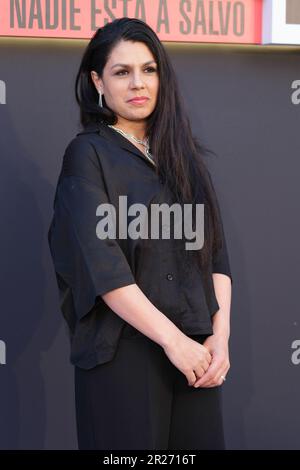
[0,38,299,450]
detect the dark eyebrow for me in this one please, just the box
[110,60,156,70]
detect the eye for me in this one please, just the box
[115,70,128,76]
[145,67,157,73]
[114,67,157,76]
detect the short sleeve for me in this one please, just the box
[48,138,136,321]
[206,170,233,285]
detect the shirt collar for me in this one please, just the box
[77,121,156,171]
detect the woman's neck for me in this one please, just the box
[114,118,147,141]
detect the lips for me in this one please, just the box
[128,97,149,103]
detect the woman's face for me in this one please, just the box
[91,39,159,124]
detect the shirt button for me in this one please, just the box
[166,273,173,281]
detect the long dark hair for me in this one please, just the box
[75,17,224,301]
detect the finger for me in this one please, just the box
[186,370,197,386]
[193,353,229,388]
[210,364,230,386]
[205,351,212,363]
[202,382,222,388]
[197,358,210,374]
[199,358,230,387]
[193,366,205,381]
[202,376,225,388]
[193,369,215,388]
[199,344,212,363]
[199,366,229,388]
[193,359,222,387]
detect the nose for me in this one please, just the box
[130,71,145,89]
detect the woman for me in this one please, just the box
[48,17,232,450]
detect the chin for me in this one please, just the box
[128,111,151,120]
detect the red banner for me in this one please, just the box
[0,0,262,44]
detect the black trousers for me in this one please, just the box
[74,324,225,450]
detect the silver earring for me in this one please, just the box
[98,90,103,107]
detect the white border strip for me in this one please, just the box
[263,0,300,44]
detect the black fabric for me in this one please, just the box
[48,121,232,369]
[74,329,225,450]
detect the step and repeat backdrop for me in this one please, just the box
[0,0,300,450]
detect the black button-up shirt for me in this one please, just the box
[48,121,232,369]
